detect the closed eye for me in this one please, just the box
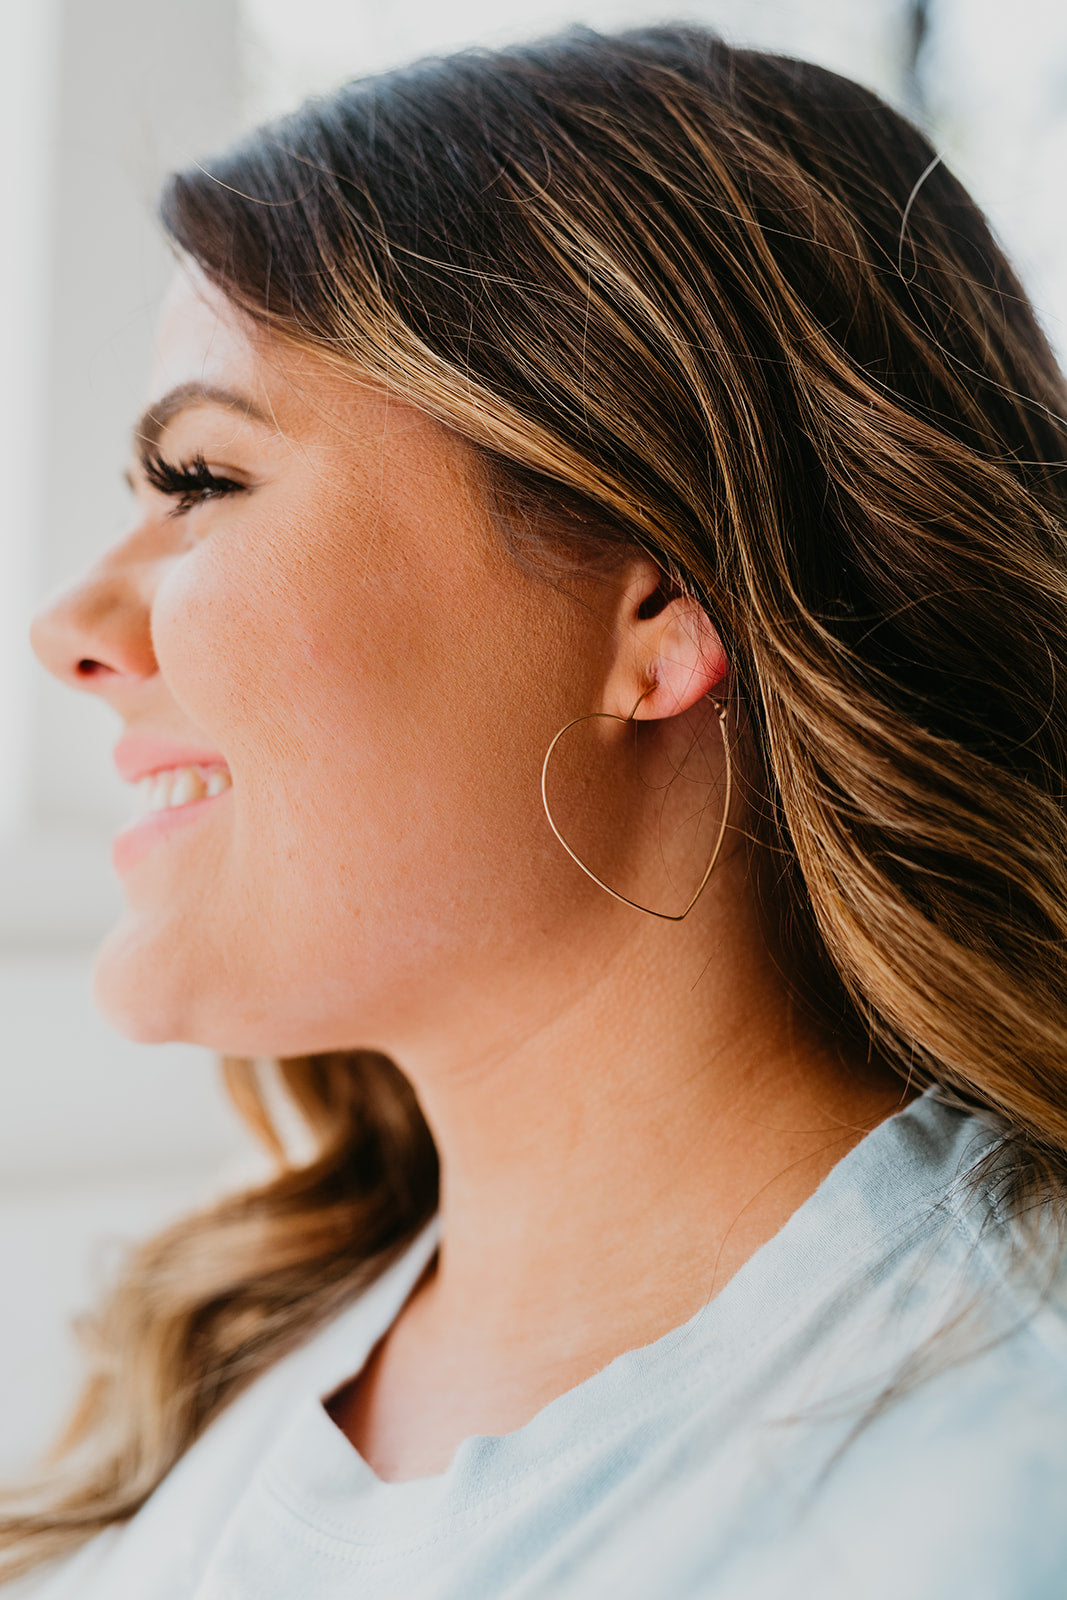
[140,450,245,516]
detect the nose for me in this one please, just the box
[30,540,158,700]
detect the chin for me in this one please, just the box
[91,934,189,1045]
[90,925,354,1059]
[91,914,232,1048]
[90,903,405,1058]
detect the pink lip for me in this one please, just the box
[112,790,232,876]
[113,734,229,784]
[111,734,233,876]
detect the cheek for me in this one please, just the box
[138,505,577,1034]
[151,515,411,773]
[151,526,319,752]
[99,531,599,1054]
[147,518,477,885]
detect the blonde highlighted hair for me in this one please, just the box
[5,24,1067,1582]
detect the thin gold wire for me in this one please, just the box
[540,686,732,920]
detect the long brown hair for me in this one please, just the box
[5,24,1067,1581]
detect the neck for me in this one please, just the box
[331,859,911,1480]
[384,849,910,1390]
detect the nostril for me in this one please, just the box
[75,659,107,678]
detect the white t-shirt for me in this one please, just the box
[15,1089,1067,1599]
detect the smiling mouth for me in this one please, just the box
[112,764,233,875]
[135,763,233,814]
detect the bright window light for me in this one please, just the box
[0,0,57,838]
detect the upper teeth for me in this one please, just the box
[137,765,232,814]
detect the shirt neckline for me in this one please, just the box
[260,1087,999,1544]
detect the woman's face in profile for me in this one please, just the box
[32,270,616,1060]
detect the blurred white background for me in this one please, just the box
[1,0,1064,1476]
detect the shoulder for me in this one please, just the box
[792,1094,1067,1600]
[668,1095,1067,1600]
[791,1333,1067,1600]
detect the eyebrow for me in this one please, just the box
[132,381,273,457]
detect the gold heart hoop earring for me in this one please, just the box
[540,685,732,921]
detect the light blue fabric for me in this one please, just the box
[19,1089,1067,1599]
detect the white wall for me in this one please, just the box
[0,0,56,835]
[923,0,1067,365]
[242,0,915,120]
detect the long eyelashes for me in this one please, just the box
[141,449,244,515]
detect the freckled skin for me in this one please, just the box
[37,270,624,1057]
[31,266,911,1484]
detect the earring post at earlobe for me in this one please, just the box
[623,684,656,722]
[540,689,732,921]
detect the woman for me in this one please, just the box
[5,22,1067,1597]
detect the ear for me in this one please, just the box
[608,556,728,721]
